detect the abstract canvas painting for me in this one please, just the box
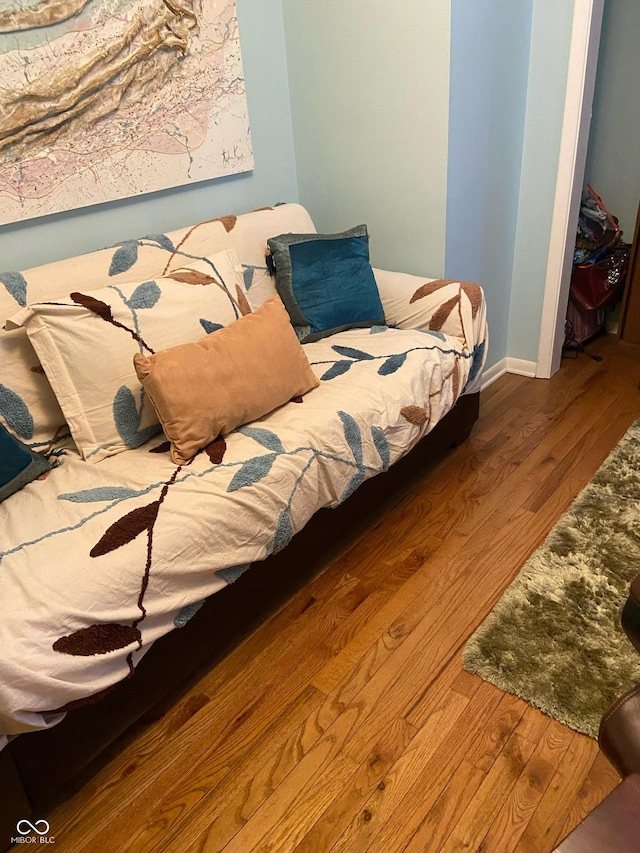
[0,0,253,223]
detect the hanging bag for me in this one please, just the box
[570,245,630,312]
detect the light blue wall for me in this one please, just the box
[281,0,451,277]
[0,0,299,272]
[507,0,575,364]
[585,0,640,237]
[2,0,582,373]
[445,0,533,369]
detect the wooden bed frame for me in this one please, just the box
[0,392,479,849]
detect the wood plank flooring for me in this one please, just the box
[42,335,640,852]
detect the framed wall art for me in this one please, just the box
[0,0,254,223]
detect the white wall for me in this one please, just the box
[0,0,299,272]
[1,0,584,376]
[584,0,640,237]
[281,0,450,277]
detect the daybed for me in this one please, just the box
[0,203,487,842]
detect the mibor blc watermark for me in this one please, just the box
[10,820,55,845]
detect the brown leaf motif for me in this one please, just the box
[429,295,460,332]
[71,290,154,353]
[53,623,141,656]
[401,405,427,426]
[205,435,227,464]
[167,268,217,286]
[235,284,252,316]
[71,292,114,322]
[451,363,460,400]
[149,441,172,454]
[409,280,456,304]
[215,215,238,233]
[460,281,483,318]
[90,501,160,558]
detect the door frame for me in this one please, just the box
[535,0,604,378]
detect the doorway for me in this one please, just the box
[537,0,640,376]
[535,0,604,378]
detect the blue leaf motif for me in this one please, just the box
[143,233,175,252]
[109,241,139,277]
[338,410,363,466]
[0,271,27,307]
[332,345,375,360]
[419,329,447,342]
[371,426,390,472]
[270,509,292,555]
[237,426,285,454]
[113,386,140,445]
[339,470,366,504]
[113,385,161,448]
[243,266,256,289]
[227,454,277,492]
[369,325,388,334]
[378,352,407,376]
[321,361,352,381]
[465,340,486,387]
[174,600,205,628]
[58,486,141,503]
[0,384,34,439]
[200,319,223,334]
[215,564,251,584]
[127,281,161,310]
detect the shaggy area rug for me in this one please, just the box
[463,419,640,738]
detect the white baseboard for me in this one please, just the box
[481,357,538,390]
[506,357,538,377]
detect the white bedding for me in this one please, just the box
[0,323,483,735]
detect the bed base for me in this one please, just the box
[0,392,479,849]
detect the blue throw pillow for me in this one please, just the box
[267,225,385,342]
[0,423,51,503]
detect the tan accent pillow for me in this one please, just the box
[134,296,319,464]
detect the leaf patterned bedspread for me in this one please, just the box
[0,323,483,735]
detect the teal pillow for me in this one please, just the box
[267,225,385,342]
[0,423,51,503]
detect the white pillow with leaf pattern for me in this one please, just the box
[7,250,250,462]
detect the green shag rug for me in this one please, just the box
[463,419,640,738]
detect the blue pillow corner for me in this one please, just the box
[0,423,52,503]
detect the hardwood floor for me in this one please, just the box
[44,335,640,853]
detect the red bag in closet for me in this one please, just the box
[570,245,630,312]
